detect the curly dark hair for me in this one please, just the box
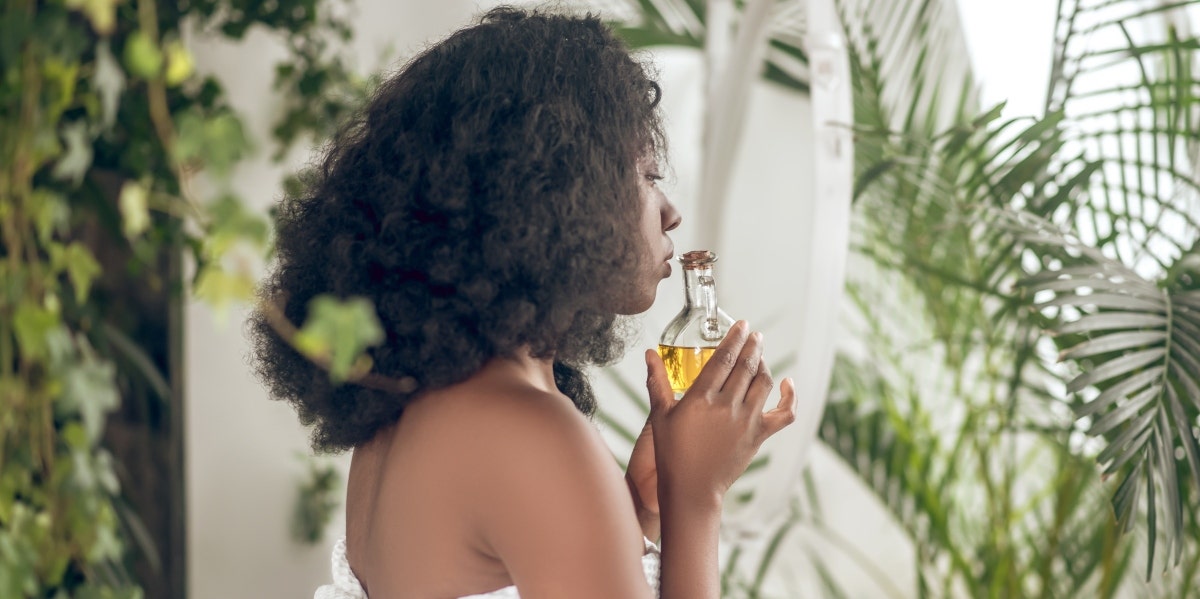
[247,6,667,452]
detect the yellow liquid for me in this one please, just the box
[658,344,717,394]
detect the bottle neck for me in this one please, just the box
[682,266,724,342]
[682,267,714,308]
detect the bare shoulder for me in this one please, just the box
[419,382,621,509]
[412,383,652,598]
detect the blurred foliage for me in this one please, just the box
[0,0,376,594]
[833,0,1200,594]
[290,454,342,545]
[615,0,1200,596]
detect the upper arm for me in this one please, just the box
[465,393,653,599]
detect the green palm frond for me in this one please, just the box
[1048,0,1200,272]
[824,356,943,537]
[1002,210,1200,574]
[839,0,1200,588]
[616,0,1200,592]
[609,0,810,92]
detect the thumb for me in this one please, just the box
[644,349,674,416]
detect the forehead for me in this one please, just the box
[636,153,660,169]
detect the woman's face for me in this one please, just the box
[618,154,681,314]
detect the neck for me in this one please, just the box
[481,346,558,394]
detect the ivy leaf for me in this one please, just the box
[65,0,121,35]
[92,40,125,130]
[41,57,80,121]
[50,121,92,185]
[12,302,60,361]
[192,266,256,319]
[30,189,70,245]
[48,242,101,304]
[164,40,194,86]
[293,296,385,383]
[290,456,341,544]
[174,109,250,175]
[60,350,120,443]
[123,30,162,79]
[84,500,122,561]
[205,193,269,258]
[118,180,149,239]
[62,243,101,305]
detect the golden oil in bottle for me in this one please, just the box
[657,344,717,394]
[658,250,734,395]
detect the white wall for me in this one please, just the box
[185,3,485,597]
[955,0,1056,119]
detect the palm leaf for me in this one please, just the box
[609,0,810,92]
[1048,0,1200,274]
[852,0,1200,575]
[1007,210,1200,573]
[820,350,984,595]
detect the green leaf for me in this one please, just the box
[1086,385,1158,436]
[290,456,341,544]
[51,121,93,185]
[12,302,60,361]
[1056,312,1168,335]
[1038,292,1165,313]
[1073,366,1163,417]
[62,242,101,305]
[1032,277,1160,298]
[174,110,250,175]
[123,30,162,79]
[1112,463,1142,533]
[852,157,897,200]
[1098,409,1156,474]
[293,295,385,383]
[65,0,120,35]
[1066,350,1165,393]
[92,41,125,130]
[29,189,70,245]
[1164,383,1200,499]
[118,180,150,240]
[192,266,256,316]
[205,193,269,257]
[163,40,194,86]
[613,25,699,49]
[59,350,121,443]
[1060,331,1165,360]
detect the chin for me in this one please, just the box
[605,273,662,315]
[607,290,656,315]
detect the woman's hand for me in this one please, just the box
[644,321,797,513]
[626,419,660,541]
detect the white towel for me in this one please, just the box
[315,537,660,598]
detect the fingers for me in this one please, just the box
[690,321,750,393]
[645,350,675,415]
[759,377,797,441]
[719,331,764,401]
[744,358,774,412]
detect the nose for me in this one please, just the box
[662,199,682,232]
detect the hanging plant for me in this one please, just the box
[0,0,380,594]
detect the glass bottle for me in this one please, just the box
[658,250,736,395]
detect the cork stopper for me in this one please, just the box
[678,250,718,270]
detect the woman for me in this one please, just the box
[249,6,797,598]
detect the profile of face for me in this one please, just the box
[614,154,682,314]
